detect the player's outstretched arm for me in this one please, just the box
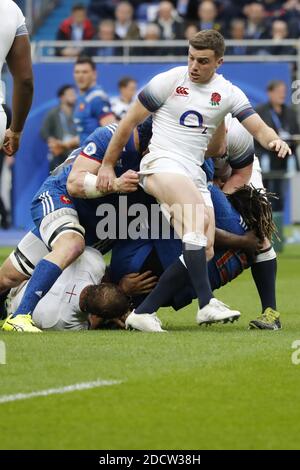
[3,35,33,156]
[241,113,292,159]
[67,155,139,198]
[96,100,151,192]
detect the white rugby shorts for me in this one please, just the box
[139,152,213,208]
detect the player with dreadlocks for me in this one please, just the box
[109,176,282,331]
[227,185,278,243]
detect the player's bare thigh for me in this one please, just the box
[205,206,215,261]
[143,173,209,237]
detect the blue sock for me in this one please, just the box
[13,259,62,317]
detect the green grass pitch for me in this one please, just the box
[0,245,300,450]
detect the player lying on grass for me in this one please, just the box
[2,178,276,332]
[4,204,263,332]
[5,246,157,331]
[110,179,280,331]
[0,121,153,332]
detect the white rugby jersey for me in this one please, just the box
[0,0,28,104]
[214,113,255,179]
[11,248,106,331]
[138,66,255,166]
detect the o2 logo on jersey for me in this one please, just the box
[175,86,189,96]
[180,110,203,128]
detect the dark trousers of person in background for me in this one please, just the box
[263,176,286,212]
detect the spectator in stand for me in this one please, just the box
[282,0,300,37]
[196,1,223,33]
[173,0,201,21]
[263,0,287,19]
[226,19,248,55]
[255,80,300,210]
[243,2,269,39]
[267,20,296,55]
[184,23,198,40]
[174,22,198,56]
[88,0,119,23]
[84,20,121,57]
[111,77,137,120]
[56,3,95,57]
[114,1,140,39]
[136,23,165,56]
[154,1,185,39]
[41,85,78,171]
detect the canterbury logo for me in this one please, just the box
[175,86,189,96]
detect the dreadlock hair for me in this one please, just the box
[226,184,279,242]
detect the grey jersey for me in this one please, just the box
[10,247,106,331]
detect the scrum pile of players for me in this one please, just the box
[0,114,282,333]
[0,30,291,333]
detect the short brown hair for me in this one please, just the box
[267,80,285,92]
[189,30,225,58]
[118,76,136,89]
[83,283,129,319]
[75,55,96,71]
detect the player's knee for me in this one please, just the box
[53,234,85,265]
[68,237,85,260]
[39,209,85,249]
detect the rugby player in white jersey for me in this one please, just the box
[0,0,33,154]
[96,30,291,332]
[6,247,132,331]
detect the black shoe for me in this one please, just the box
[249,308,281,330]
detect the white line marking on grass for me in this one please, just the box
[0,379,122,404]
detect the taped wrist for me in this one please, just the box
[83,172,105,198]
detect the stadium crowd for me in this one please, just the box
[55,1,300,57]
